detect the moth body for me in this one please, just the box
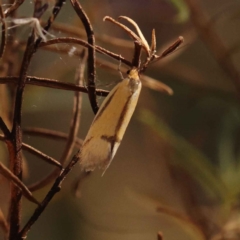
[80,68,141,173]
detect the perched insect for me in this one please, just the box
[80,68,141,174]
[79,16,183,174]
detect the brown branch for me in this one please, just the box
[17,153,80,240]
[141,36,184,73]
[8,0,65,237]
[0,5,6,59]
[23,128,83,147]
[132,40,142,68]
[8,34,35,240]
[40,37,132,66]
[34,2,48,19]
[0,117,11,138]
[1,55,171,96]
[104,16,142,48]
[70,0,98,114]
[0,163,39,205]
[40,42,129,73]
[50,21,133,48]
[0,76,109,97]
[22,143,62,169]
[0,133,66,169]
[157,36,184,59]
[183,0,240,95]
[157,232,163,240]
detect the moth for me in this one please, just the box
[80,68,141,174]
[79,16,183,174]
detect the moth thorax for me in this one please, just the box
[128,77,140,93]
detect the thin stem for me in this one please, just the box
[22,143,62,169]
[4,0,25,17]
[40,37,132,66]
[22,128,83,147]
[8,35,36,240]
[0,117,11,138]
[0,76,109,97]
[0,163,39,205]
[70,0,98,114]
[0,5,6,59]
[49,21,133,48]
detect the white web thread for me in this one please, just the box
[5,17,55,42]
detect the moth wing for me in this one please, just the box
[80,71,141,173]
[80,136,118,172]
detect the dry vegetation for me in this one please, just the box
[0,0,240,240]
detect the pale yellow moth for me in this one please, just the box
[79,16,183,174]
[80,68,141,174]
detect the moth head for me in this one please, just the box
[127,68,139,79]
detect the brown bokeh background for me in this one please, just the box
[1,0,240,239]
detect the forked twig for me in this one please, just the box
[104,16,144,51]
[104,16,184,73]
[118,16,151,54]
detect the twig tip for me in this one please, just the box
[178,36,184,42]
[103,16,110,22]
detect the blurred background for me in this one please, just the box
[1,0,240,239]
